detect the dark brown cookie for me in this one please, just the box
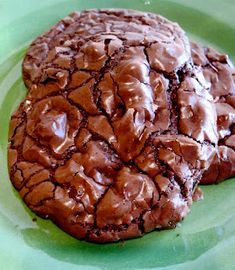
[22,9,191,91]
[9,9,218,242]
[191,42,235,184]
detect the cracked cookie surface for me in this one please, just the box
[191,42,235,184]
[8,9,225,242]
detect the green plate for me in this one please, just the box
[0,1,235,269]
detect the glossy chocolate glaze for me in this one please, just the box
[7,9,234,242]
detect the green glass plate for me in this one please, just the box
[0,1,235,269]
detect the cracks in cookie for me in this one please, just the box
[142,45,180,81]
[11,166,24,190]
[166,81,179,134]
[9,106,26,139]
[26,173,52,191]
[143,46,150,68]
[149,145,166,197]
[169,64,194,135]
[141,55,183,135]
[17,167,45,192]
[128,147,162,209]
[180,132,216,147]
[95,46,127,119]
[26,182,57,208]
[193,74,211,94]
[92,186,110,228]
[92,62,111,110]
[9,122,25,148]
[29,90,69,103]
[66,75,94,94]
[27,31,86,86]
[92,39,118,110]
[23,178,54,203]
[192,172,203,193]
[152,180,163,202]
[86,127,123,162]
[11,122,28,165]
[63,182,91,210]
[215,93,233,101]
[219,143,235,153]
[56,145,79,166]
[74,170,110,188]
[66,97,88,124]
[109,73,127,114]
[182,87,211,100]
[204,50,229,65]
[173,174,191,199]
[9,161,18,178]
[176,139,202,170]
[64,52,77,98]
[90,220,142,239]
[133,215,145,235]
[153,144,191,200]
[47,22,72,50]
[25,132,57,165]
[219,122,235,143]
[97,9,174,40]
[134,134,153,159]
[131,157,152,177]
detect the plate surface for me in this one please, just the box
[0,1,235,269]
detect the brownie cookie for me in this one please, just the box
[9,9,217,242]
[191,42,235,184]
[22,9,191,91]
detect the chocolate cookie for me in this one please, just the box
[9,9,218,242]
[191,42,235,184]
